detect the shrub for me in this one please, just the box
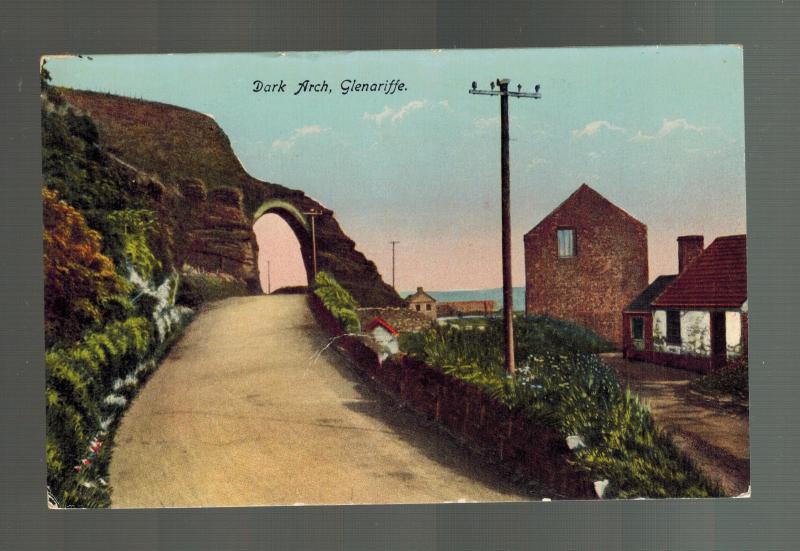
[45,317,153,506]
[43,188,129,346]
[175,265,248,307]
[102,209,162,280]
[313,271,361,334]
[401,320,720,498]
[689,357,749,401]
[400,315,614,371]
[41,81,192,507]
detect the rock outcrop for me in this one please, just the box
[60,88,402,307]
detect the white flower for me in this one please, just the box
[99,415,116,431]
[103,394,127,408]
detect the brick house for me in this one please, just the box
[623,234,748,372]
[405,287,437,320]
[524,184,648,346]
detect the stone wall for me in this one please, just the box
[357,307,434,333]
[524,184,648,347]
[312,294,595,499]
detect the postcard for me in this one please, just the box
[42,46,748,508]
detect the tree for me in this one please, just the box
[43,188,127,345]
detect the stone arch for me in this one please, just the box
[252,200,315,287]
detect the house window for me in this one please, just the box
[415,304,421,311]
[666,310,681,345]
[631,317,644,340]
[426,304,432,311]
[557,228,575,257]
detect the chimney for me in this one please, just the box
[677,235,704,273]
[417,286,423,293]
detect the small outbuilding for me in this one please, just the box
[405,287,437,320]
[623,275,678,362]
[365,316,400,361]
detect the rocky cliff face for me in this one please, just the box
[176,179,258,283]
[60,88,401,307]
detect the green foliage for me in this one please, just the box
[41,83,192,507]
[401,318,720,498]
[104,209,162,279]
[42,103,142,217]
[400,315,614,370]
[175,265,248,307]
[43,188,130,347]
[45,317,154,507]
[42,84,171,282]
[515,314,616,354]
[690,357,749,401]
[313,271,361,334]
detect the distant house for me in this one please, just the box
[437,300,496,318]
[623,235,748,371]
[405,287,437,319]
[364,317,400,361]
[524,184,648,347]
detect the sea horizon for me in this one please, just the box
[401,287,526,311]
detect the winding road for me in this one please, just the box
[109,295,535,508]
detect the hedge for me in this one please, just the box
[312,271,361,334]
[401,319,721,498]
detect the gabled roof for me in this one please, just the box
[525,183,646,237]
[365,317,399,336]
[652,235,747,309]
[624,275,678,312]
[405,288,436,303]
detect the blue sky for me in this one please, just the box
[45,46,746,292]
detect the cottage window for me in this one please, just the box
[666,310,681,345]
[415,304,421,312]
[426,304,431,311]
[631,317,644,340]
[557,228,575,257]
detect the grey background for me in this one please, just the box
[2,1,798,549]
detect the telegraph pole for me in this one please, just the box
[303,209,321,279]
[390,240,399,289]
[469,78,541,375]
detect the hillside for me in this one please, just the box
[58,88,401,307]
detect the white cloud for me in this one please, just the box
[629,118,707,142]
[363,100,427,124]
[572,120,626,138]
[271,125,326,152]
[438,99,450,109]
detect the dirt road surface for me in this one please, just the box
[604,355,750,496]
[109,295,537,508]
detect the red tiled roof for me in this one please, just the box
[437,301,497,316]
[652,235,747,308]
[525,183,646,237]
[365,316,399,336]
